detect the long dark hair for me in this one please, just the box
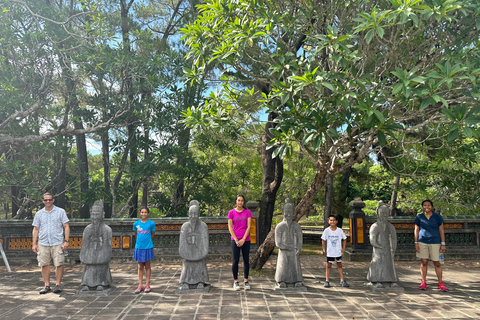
[235,195,246,208]
[421,200,433,207]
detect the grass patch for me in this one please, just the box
[272,243,322,256]
[300,243,323,255]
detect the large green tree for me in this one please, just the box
[182,0,480,268]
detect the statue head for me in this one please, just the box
[283,199,295,222]
[189,199,199,208]
[90,200,104,226]
[376,201,389,222]
[188,204,200,222]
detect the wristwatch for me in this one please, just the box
[64,239,69,242]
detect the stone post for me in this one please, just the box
[349,199,367,250]
[246,200,259,245]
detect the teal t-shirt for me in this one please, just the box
[133,219,156,249]
[415,212,444,244]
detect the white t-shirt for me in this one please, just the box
[321,227,346,257]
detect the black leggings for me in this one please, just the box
[231,240,250,280]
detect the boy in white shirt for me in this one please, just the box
[321,215,349,288]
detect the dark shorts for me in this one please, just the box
[133,248,154,263]
[326,256,343,263]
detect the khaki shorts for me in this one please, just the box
[37,244,65,267]
[416,242,441,261]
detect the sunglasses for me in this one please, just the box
[43,199,53,202]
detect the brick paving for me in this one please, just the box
[1,256,480,319]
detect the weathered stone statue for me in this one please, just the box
[367,201,402,291]
[178,201,210,293]
[79,201,113,293]
[274,199,306,291]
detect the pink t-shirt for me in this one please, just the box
[228,208,252,241]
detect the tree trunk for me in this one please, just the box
[172,125,190,211]
[251,227,276,270]
[324,174,334,227]
[75,120,90,218]
[101,128,112,218]
[142,128,149,208]
[390,175,400,216]
[340,167,351,203]
[53,139,68,210]
[11,186,19,218]
[252,156,327,270]
[128,123,138,218]
[257,112,283,246]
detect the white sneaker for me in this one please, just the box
[233,281,240,291]
[244,281,251,290]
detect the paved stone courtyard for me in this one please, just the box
[1,256,480,319]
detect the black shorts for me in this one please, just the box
[326,256,343,263]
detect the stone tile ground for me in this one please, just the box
[1,257,480,319]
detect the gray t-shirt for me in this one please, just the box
[32,206,69,246]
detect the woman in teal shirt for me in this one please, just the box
[414,200,447,292]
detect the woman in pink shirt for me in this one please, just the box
[228,195,252,291]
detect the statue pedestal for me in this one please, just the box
[76,285,116,296]
[176,284,211,294]
[366,282,404,292]
[274,283,307,292]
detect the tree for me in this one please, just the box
[182,0,480,269]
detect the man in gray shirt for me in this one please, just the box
[32,193,70,294]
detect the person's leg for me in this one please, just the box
[138,262,145,287]
[420,259,429,281]
[41,265,51,286]
[145,260,151,286]
[337,262,344,281]
[52,244,65,286]
[231,240,241,281]
[55,265,64,286]
[325,262,332,281]
[241,241,250,281]
[433,261,442,283]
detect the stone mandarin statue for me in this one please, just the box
[79,201,113,292]
[367,201,401,290]
[178,200,210,292]
[275,199,305,290]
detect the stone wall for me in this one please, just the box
[0,216,259,265]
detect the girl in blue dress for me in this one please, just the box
[133,207,156,293]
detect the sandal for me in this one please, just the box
[39,286,51,294]
[144,285,151,293]
[134,286,143,294]
[438,282,448,292]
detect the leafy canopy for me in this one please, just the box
[181,0,480,166]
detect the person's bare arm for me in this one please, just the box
[238,217,252,247]
[439,223,446,253]
[414,224,420,252]
[32,226,39,253]
[63,222,70,249]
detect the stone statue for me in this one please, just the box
[274,199,305,290]
[367,201,402,291]
[178,201,210,293]
[79,201,113,292]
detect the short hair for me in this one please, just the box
[328,214,338,221]
[139,206,150,213]
[43,193,54,199]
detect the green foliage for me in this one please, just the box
[181,0,480,221]
[363,200,379,216]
